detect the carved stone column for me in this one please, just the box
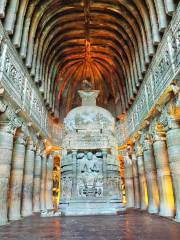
[45,154,54,210]
[33,148,42,212]
[132,153,140,209]
[124,154,134,208]
[164,117,180,221]
[136,144,148,210]
[8,130,26,220]
[40,153,47,211]
[0,122,15,225]
[21,139,35,217]
[143,137,159,213]
[71,150,77,198]
[153,131,175,217]
[102,149,108,196]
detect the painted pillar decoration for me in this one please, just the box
[0,102,22,225]
[60,82,124,215]
[9,127,26,220]
[143,135,159,214]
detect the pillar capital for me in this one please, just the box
[0,99,7,113]
[0,111,22,135]
[136,144,143,157]
[0,101,23,136]
[143,138,153,151]
[158,103,180,130]
[14,126,27,145]
[124,154,132,167]
[26,139,36,151]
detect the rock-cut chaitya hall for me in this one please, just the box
[0,0,180,240]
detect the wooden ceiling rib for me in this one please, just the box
[0,0,177,120]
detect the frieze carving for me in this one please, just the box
[171,27,180,66]
[116,5,180,145]
[0,21,48,136]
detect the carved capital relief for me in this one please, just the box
[131,152,137,163]
[158,103,180,130]
[142,132,153,151]
[149,118,166,142]
[124,152,132,167]
[41,152,47,160]
[0,103,22,134]
[14,132,26,145]
[0,98,7,112]
[136,144,144,157]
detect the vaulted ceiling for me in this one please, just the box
[0,0,178,120]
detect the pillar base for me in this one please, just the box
[140,205,147,211]
[21,211,33,217]
[148,206,159,214]
[9,215,22,221]
[159,210,174,218]
[0,218,8,226]
[175,215,180,222]
[33,209,40,213]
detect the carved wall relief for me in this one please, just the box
[77,152,103,198]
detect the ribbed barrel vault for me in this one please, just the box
[0,0,178,120]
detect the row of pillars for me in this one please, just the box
[124,118,180,222]
[0,122,54,225]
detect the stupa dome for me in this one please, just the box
[64,88,115,133]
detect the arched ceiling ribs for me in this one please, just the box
[1,0,177,120]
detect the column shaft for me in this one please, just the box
[124,157,135,208]
[166,127,180,221]
[71,151,77,198]
[45,155,54,210]
[102,150,108,197]
[143,140,159,213]
[153,138,175,217]
[0,125,14,225]
[33,150,42,212]
[40,154,47,211]
[132,154,140,208]
[8,134,26,220]
[137,154,148,210]
[21,141,35,217]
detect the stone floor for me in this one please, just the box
[0,210,180,240]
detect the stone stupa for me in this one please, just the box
[59,80,125,215]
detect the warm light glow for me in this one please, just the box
[44,139,62,155]
[164,175,175,213]
[143,180,149,207]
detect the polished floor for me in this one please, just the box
[0,210,180,240]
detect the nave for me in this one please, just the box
[0,0,180,239]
